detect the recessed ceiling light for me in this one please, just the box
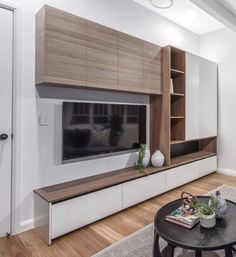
[150,0,174,9]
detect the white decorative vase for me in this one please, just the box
[143,149,151,168]
[151,150,164,167]
[200,212,216,229]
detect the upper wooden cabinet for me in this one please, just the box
[36,6,87,87]
[143,41,162,94]
[35,5,162,95]
[118,33,144,93]
[86,21,118,90]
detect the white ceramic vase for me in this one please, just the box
[143,149,151,168]
[151,150,164,167]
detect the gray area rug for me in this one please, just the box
[92,185,236,257]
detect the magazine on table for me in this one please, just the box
[166,207,200,229]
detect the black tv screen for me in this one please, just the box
[62,102,147,162]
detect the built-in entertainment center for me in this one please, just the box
[34,5,217,244]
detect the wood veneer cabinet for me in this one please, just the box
[36,5,162,94]
[36,6,87,87]
[86,21,118,90]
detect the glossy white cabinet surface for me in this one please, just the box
[197,156,217,178]
[51,185,122,239]
[199,57,218,138]
[186,53,217,140]
[186,53,200,140]
[122,172,165,209]
[166,162,197,191]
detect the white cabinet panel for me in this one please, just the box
[199,58,218,138]
[166,162,197,191]
[197,156,217,178]
[122,172,165,209]
[186,53,200,140]
[186,53,217,140]
[51,185,122,239]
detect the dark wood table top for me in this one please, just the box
[154,196,236,251]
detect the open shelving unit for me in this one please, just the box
[158,45,217,166]
[170,47,186,143]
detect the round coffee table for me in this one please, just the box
[153,196,236,257]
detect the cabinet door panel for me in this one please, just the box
[185,53,200,140]
[199,58,218,138]
[166,162,197,191]
[197,156,217,178]
[87,21,118,89]
[118,33,144,93]
[123,172,166,209]
[44,6,86,86]
[51,185,122,239]
[143,41,162,94]
[186,53,217,140]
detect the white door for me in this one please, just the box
[0,7,13,237]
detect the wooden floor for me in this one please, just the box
[1,172,236,257]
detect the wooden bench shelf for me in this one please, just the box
[34,151,216,204]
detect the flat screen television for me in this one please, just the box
[62,102,147,162]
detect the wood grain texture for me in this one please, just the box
[170,46,186,141]
[143,41,162,94]
[2,173,236,257]
[42,6,87,86]
[36,5,162,94]
[86,20,118,90]
[34,151,215,204]
[153,46,171,165]
[118,32,144,93]
[199,137,217,153]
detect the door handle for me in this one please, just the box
[0,134,8,141]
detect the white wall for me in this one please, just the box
[200,28,236,176]
[2,0,200,234]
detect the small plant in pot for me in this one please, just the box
[135,144,150,175]
[194,196,218,229]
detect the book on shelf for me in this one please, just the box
[166,207,199,229]
[170,79,174,94]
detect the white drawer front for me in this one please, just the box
[197,156,217,178]
[122,172,166,209]
[51,185,122,239]
[166,162,197,191]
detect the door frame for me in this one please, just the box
[0,1,22,235]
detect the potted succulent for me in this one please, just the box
[194,196,218,229]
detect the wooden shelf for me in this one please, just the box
[171,93,185,97]
[34,151,216,204]
[171,68,185,78]
[171,116,185,119]
[171,151,216,166]
[171,140,186,145]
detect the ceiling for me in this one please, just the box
[133,0,225,35]
[217,0,236,16]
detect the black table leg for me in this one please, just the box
[195,251,202,257]
[152,229,161,257]
[225,248,233,257]
[165,243,175,257]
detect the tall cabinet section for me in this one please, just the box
[163,46,217,166]
[186,53,217,140]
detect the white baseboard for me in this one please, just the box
[15,218,34,234]
[217,168,236,177]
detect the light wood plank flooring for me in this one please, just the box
[0,172,236,257]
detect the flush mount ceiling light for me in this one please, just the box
[150,0,174,9]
